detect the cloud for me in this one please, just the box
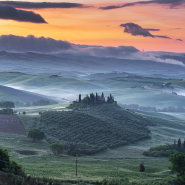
[145,29,160,31]
[0,34,184,67]
[154,35,172,39]
[120,23,154,37]
[99,0,185,10]
[0,4,47,23]
[176,39,183,41]
[120,23,171,39]
[0,1,86,9]
[0,35,139,57]
[0,35,72,53]
[73,45,140,58]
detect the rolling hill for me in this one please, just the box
[19,104,153,155]
[0,84,60,103]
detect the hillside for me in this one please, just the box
[19,104,152,155]
[18,103,185,159]
[0,72,102,92]
[0,51,185,78]
[0,85,58,103]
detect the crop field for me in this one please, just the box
[0,114,26,135]
[18,104,153,155]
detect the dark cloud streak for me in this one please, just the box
[0,1,85,9]
[145,29,160,31]
[176,39,183,41]
[154,35,172,39]
[99,0,185,10]
[0,4,47,23]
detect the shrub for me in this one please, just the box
[0,108,13,114]
[50,143,64,156]
[139,161,145,172]
[28,129,45,142]
[169,152,185,183]
[0,146,24,176]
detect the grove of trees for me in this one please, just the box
[28,129,45,142]
[0,108,14,114]
[68,92,116,109]
[0,101,15,108]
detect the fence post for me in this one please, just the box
[76,154,78,176]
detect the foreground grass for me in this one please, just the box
[13,154,173,183]
[0,133,174,184]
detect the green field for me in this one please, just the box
[0,133,174,184]
[14,103,69,115]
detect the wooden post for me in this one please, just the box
[76,154,78,176]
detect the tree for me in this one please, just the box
[96,92,98,102]
[28,129,45,142]
[0,108,13,114]
[101,92,104,98]
[184,140,185,149]
[169,152,185,183]
[0,101,15,108]
[23,111,26,115]
[139,161,145,172]
[174,139,177,148]
[79,94,81,103]
[49,142,64,156]
[0,146,24,176]
[178,139,181,148]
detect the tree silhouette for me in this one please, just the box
[178,139,181,148]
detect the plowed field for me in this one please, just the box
[0,114,26,135]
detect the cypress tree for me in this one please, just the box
[96,92,98,102]
[183,140,185,149]
[178,138,181,148]
[79,94,81,103]
[174,139,176,148]
[102,92,104,97]
[139,162,145,172]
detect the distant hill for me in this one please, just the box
[0,51,185,78]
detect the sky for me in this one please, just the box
[0,0,185,52]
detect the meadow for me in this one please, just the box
[0,132,174,184]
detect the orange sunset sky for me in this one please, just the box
[0,0,184,52]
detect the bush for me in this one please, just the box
[0,146,24,176]
[0,108,13,114]
[139,162,145,172]
[28,129,45,142]
[50,142,64,156]
[143,142,185,157]
[169,152,185,183]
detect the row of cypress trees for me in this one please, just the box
[78,92,115,106]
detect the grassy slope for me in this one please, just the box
[0,72,101,91]
[0,85,57,103]
[89,76,185,108]
[14,103,69,115]
[0,133,173,183]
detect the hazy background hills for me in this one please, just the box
[0,50,185,109]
